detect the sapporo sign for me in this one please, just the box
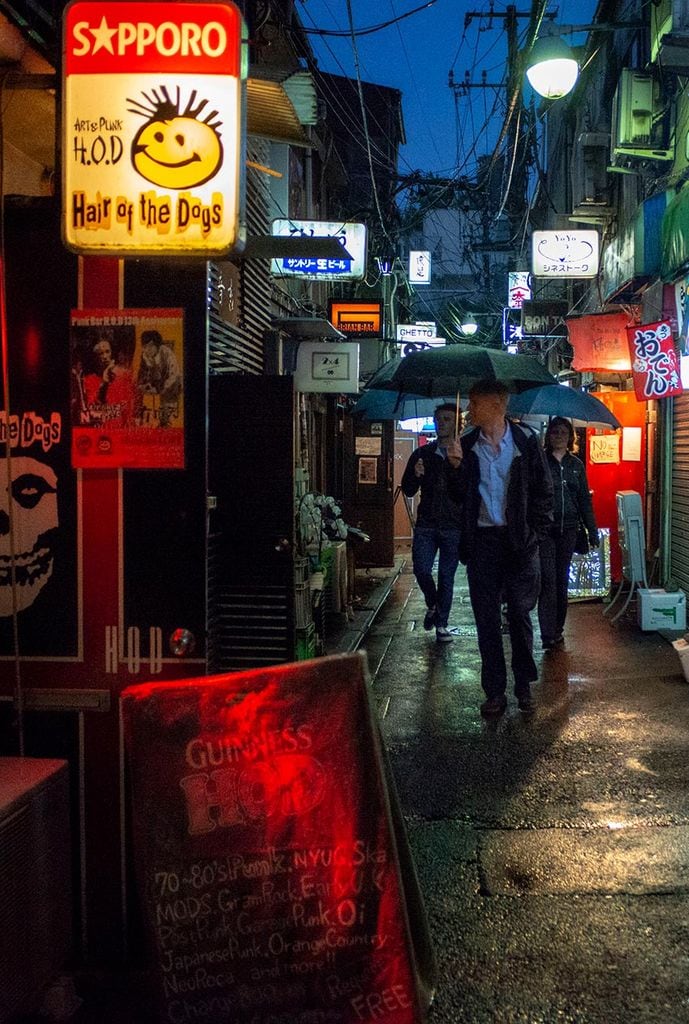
[62,1,245,256]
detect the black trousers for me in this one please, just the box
[466,527,541,699]
[538,527,578,643]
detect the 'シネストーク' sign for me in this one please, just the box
[62,1,245,256]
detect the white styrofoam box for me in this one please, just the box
[637,588,686,631]
[671,637,689,682]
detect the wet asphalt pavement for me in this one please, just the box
[16,554,689,1023]
[362,555,689,1023]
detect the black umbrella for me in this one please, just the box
[508,385,621,427]
[352,389,459,420]
[379,344,557,397]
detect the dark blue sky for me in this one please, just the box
[298,0,600,177]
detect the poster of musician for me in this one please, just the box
[70,308,184,469]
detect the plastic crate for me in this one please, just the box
[295,581,312,629]
[296,623,316,660]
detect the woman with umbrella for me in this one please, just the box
[538,417,599,650]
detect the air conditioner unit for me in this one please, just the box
[0,758,72,1019]
[570,132,614,224]
[651,0,689,69]
[611,69,673,161]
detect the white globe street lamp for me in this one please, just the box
[525,34,579,99]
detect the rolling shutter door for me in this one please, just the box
[670,393,689,592]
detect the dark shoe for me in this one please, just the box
[542,635,564,651]
[423,606,438,630]
[435,626,454,643]
[480,695,507,719]
[517,692,535,715]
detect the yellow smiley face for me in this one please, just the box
[132,115,223,189]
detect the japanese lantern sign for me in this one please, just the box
[62,1,245,256]
[626,321,683,401]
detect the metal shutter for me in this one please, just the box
[670,393,689,592]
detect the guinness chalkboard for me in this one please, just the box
[122,652,435,1024]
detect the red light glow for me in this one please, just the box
[122,654,426,1022]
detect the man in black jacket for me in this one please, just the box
[446,380,553,716]
[401,403,462,643]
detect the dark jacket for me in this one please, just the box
[546,449,599,544]
[447,420,553,565]
[401,441,461,530]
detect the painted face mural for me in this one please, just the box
[0,456,58,616]
[128,86,224,189]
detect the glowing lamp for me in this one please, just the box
[526,35,579,98]
[460,317,479,337]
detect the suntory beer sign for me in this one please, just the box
[62,0,245,255]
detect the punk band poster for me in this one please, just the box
[0,406,80,660]
[70,307,184,469]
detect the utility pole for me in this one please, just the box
[457,4,545,239]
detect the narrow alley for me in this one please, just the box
[361,554,689,1023]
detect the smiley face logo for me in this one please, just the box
[127,86,223,189]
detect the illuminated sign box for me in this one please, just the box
[329,301,382,337]
[532,230,599,278]
[62,0,245,256]
[294,342,360,393]
[272,220,366,280]
[409,250,431,284]
[507,271,531,308]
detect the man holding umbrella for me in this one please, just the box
[401,403,462,643]
[446,380,553,716]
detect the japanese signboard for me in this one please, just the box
[507,271,531,308]
[626,320,683,401]
[675,275,689,355]
[521,300,569,337]
[329,301,382,337]
[408,251,431,284]
[567,312,632,372]
[62,1,245,256]
[532,230,599,278]
[272,220,367,280]
[502,307,523,346]
[70,307,184,468]
[121,654,435,1024]
[294,342,360,393]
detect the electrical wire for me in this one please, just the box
[388,0,446,169]
[302,0,437,37]
[344,0,396,246]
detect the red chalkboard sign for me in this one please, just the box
[121,652,435,1024]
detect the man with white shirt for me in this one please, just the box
[446,379,553,717]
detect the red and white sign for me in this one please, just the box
[626,320,683,401]
[507,271,531,309]
[62,0,245,255]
